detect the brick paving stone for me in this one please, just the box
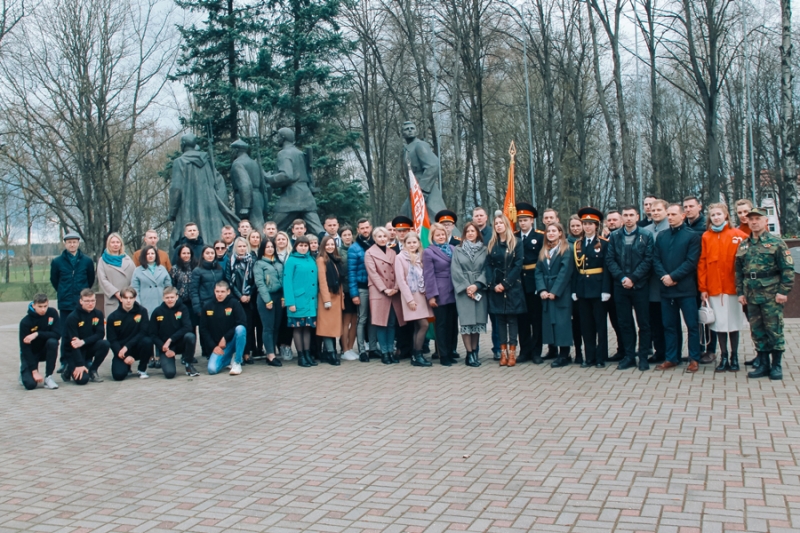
[1,300,800,532]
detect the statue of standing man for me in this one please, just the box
[399,121,448,225]
[265,127,324,235]
[230,139,270,231]
[168,133,239,247]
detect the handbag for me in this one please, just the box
[698,300,715,325]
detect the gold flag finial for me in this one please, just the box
[508,140,517,158]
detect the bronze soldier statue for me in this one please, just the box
[399,121,448,226]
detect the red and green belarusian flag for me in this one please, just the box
[407,162,430,248]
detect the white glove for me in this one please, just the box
[571,293,578,301]
[324,302,332,309]
[601,293,610,302]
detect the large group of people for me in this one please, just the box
[19,195,794,390]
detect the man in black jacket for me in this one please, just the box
[151,287,198,378]
[653,204,703,372]
[50,232,95,372]
[107,287,152,381]
[19,294,61,390]
[202,280,247,375]
[605,206,654,371]
[62,289,109,384]
[172,222,205,265]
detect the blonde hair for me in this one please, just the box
[105,232,126,254]
[275,231,290,251]
[538,223,569,261]
[403,232,422,265]
[232,237,249,254]
[706,203,731,229]
[428,223,448,245]
[372,226,389,240]
[487,214,517,253]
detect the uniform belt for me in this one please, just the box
[746,270,779,280]
[522,264,536,271]
[578,268,603,275]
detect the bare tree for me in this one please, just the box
[0,0,178,256]
[779,0,798,234]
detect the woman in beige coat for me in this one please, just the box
[316,236,345,365]
[96,232,136,318]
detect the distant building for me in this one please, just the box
[760,195,781,236]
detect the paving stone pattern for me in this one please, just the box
[1,301,799,532]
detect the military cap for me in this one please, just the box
[577,207,604,224]
[746,207,768,218]
[515,202,537,219]
[63,232,81,241]
[435,209,458,224]
[231,139,249,150]
[392,215,413,230]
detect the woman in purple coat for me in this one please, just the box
[423,223,458,366]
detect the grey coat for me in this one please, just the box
[131,265,173,315]
[450,244,488,327]
[96,255,136,318]
[535,245,575,346]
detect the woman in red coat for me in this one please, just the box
[698,203,747,372]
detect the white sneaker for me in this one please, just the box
[341,350,359,361]
[43,375,59,389]
[229,362,242,375]
[138,371,150,379]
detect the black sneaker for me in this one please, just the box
[359,352,370,363]
[61,368,71,382]
[185,364,200,377]
[89,370,104,383]
[266,357,283,367]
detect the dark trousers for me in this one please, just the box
[572,304,583,359]
[490,314,500,354]
[111,337,153,381]
[20,338,59,390]
[518,292,543,361]
[662,297,702,364]
[256,294,283,355]
[614,286,651,361]
[496,313,519,345]
[157,333,196,379]
[396,322,414,357]
[649,301,666,357]
[433,303,457,359]
[240,302,254,356]
[250,298,263,355]
[64,339,109,385]
[58,308,74,365]
[578,298,608,365]
[606,296,623,356]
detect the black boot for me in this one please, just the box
[411,350,432,367]
[298,351,311,367]
[637,355,649,371]
[307,351,318,366]
[729,352,740,372]
[390,352,400,364]
[542,346,558,360]
[466,351,479,367]
[715,353,729,372]
[359,352,369,362]
[748,352,770,378]
[532,354,543,364]
[381,352,392,365]
[770,351,783,380]
[440,353,452,366]
[332,351,341,366]
[617,356,636,370]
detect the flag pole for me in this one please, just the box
[522,11,536,207]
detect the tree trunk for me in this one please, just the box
[781,0,799,234]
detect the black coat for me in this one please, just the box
[605,227,654,290]
[485,238,526,315]
[685,213,707,234]
[516,229,545,294]
[190,261,225,315]
[172,236,206,265]
[572,236,612,299]
[50,250,96,311]
[535,246,575,346]
[653,224,701,299]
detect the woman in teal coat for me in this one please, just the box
[282,236,318,367]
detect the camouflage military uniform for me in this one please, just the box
[734,232,794,351]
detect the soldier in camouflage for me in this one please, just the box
[735,208,795,380]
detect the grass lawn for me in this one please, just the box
[0,260,55,302]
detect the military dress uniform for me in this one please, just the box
[735,211,794,380]
[435,209,462,359]
[515,203,545,363]
[392,215,414,359]
[573,208,611,367]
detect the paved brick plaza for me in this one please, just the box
[1,300,800,532]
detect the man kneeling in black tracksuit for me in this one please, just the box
[107,287,152,381]
[19,293,61,390]
[62,289,109,384]
[150,286,199,378]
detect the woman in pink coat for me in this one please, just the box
[394,232,433,367]
[365,226,406,365]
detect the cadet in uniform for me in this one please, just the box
[572,208,611,368]
[735,208,794,380]
[515,202,545,363]
[393,215,415,360]
[436,209,462,359]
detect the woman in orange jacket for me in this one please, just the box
[698,203,748,372]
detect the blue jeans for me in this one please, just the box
[207,325,247,374]
[375,307,397,354]
[661,297,701,364]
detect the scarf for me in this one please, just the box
[201,259,218,270]
[147,263,157,274]
[101,249,125,268]
[462,240,482,261]
[356,234,374,251]
[401,250,425,294]
[711,221,727,232]
[326,257,343,294]
[435,242,452,258]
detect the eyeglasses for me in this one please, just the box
[214,246,226,250]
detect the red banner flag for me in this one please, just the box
[408,163,430,246]
[503,141,517,228]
